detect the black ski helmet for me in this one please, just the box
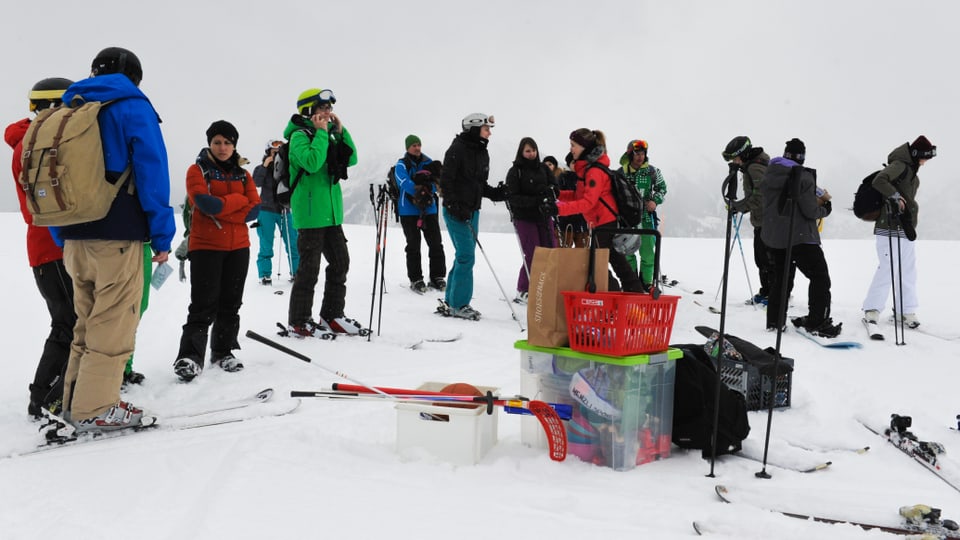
[91,47,142,86]
[722,136,751,161]
[29,77,74,112]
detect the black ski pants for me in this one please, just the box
[593,226,645,293]
[766,243,831,329]
[288,226,349,325]
[31,259,76,408]
[178,248,249,365]
[400,213,446,283]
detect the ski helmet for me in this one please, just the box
[611,233,643,255]
[91,47,143,86]
[297,88,336,115]
[722,136,751,161]
[461,113,495,131]
[28,77,74,112]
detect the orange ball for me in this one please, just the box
[435,383,484,409]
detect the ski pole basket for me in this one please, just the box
[564,228,679,356]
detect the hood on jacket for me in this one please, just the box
[62,73,155,114]
[4,118,30,149]
[887,142,913,167]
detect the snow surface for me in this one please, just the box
[1,210,958,540]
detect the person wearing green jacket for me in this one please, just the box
[284,88,361,337]
[617,139,666,287]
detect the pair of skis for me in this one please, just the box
[696,485,960,538]
[8,388,299,459]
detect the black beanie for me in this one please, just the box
[206,120,239,145]
[783,138,806,164]
[543,156,559,168]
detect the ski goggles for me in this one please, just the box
[266,139,283,150]
[631,140,648,154]
[297,89,337,112]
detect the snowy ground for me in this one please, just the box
[1,211,958,540]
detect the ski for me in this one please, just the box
[161,388,274,418]
[783,439,870,454]
[861,414,960,495]
[713,484,960,538]
[793,326,863,349]
[693,300,721,314]
[407,333,463,350]
[659,275,703,295]
[275,322,337,341]
[7,393,298,459]
[862,318,885,341]
[728,451,832,473]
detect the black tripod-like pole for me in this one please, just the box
[756,165,802,480]
[367,184,388,342]
[887,201,906,345]
[707,164,740,477]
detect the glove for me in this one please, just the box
[821,200,832,214]
[413,170,433,186]
[728,162,740,173]
[193,194,223,215]
[446,202,472,221]
[539,198,558,218]
[486,182,506,202]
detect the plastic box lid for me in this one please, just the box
[514,340,682,366]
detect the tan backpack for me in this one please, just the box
[19,99,131,226]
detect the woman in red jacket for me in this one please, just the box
[556,128,644,292]
[174,121,261,382]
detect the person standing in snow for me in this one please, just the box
[761,138,840,337]
[504,137,558,304]
[437,113,504,320]
[5,77,76,418]
[252,139,299,285]
[173,121,261,382]
[617,139,666,289]
[53,47,176,432]
[723,136,775,306]
[861,136,936,329]
[284,88,362,337]
[547,155,588,248]
[393,134,446,294]
[554,128,644,293]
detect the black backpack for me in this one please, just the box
[385,156,414,222]
[853,165,909,221]
[671,343,750,458]
[588,163,644,227]
[271,129,316,207]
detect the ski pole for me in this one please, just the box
[895,232,906,346]
[887,202,903,346]
[328,383,573,420]
[281,207,295,280]
[367,184,384,342]
[377,191,390,336]
[247,330,395,401]
[733,216,756,307]
[465,220,524,331]
[714,213,744,301]
[504,198,531,283]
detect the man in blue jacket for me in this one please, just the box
[394,134,446,294]
[54,47,175,432]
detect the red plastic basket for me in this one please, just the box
[561,291,679,356]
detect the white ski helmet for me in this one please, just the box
[462,113,495,131]
[611,233,642,255]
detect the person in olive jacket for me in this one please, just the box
[504,136,558,303]
[862,136,936,329]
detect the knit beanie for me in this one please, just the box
[206,120,239,145]
[405,134,421,149]
[783,138,806,164]
[569,129,595,149]
[910,135,937,160]
[543,155,559,168]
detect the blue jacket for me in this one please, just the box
[52,74,175,253]
[394,152,438,217]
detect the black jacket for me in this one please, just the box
[440,131,492,215]
[505,158,557,222]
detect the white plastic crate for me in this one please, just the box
[395,382,499,465]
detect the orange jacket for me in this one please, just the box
[556,152,617,228]
[186,151,260,252]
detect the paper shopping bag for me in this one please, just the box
[527,247,609,347]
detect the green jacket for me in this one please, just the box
[872,143,919,234]
[731,150,770,228]
[283,116,358,229]
[618,153,666,227]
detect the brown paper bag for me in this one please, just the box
[527,246,609,347]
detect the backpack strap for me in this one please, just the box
[288,128,314,193]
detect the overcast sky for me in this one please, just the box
[2,0,956,238]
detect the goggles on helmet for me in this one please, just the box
[462,113,495,130]
[631,140,648,154]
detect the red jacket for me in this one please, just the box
[556,152,618,228]
[186,151,260,252]
[4,118,63,267]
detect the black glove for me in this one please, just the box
[486,182,507,202]
[447,202,472,221]
[413,170,432,186]
[539,197,558,218]
[821,200,832,214]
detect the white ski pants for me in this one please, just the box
[862,233,918,315]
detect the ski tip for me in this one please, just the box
[715,484,731,502]
[255,388,274,401]
[692,521,705,535]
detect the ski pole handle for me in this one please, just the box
[246,330,312,363]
